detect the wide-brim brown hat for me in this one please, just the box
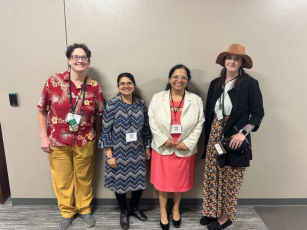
[216,44,253,69]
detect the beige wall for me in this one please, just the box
[1,0,306,199]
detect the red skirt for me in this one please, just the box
[150,150,195,192]
[150,101,195,192]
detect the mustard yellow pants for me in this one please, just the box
[48,140,95,218]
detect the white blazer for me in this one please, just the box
[148,90,205,157]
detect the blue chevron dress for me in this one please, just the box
[98,97,152,193]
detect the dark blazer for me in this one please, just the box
[201,75,264,167]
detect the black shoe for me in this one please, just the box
[130,207,148,221]
[160,220,170,230]
[221,219,232,229]
[207,219,233,230]
[120,210,129,230]
[172,216,181,228]
[171,206,181,228]
[200,216,217,226]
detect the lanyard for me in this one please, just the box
[218,77,237,110]
[220,81,227,138]
[120,95,134,130]
[69,71,87,114]
[220,76,237,138]
[170,90,185,124]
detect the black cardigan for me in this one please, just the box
[201,75,264,167]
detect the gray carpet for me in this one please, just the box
[0,198,268,230]
[254,206,307,230]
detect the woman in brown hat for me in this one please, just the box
[200,44,264,230]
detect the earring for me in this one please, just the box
[239,68,243,76]
[222,67,226,74]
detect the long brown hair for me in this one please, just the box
[214,67,251,90]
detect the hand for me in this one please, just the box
[229,132,246,150]
[164,138,176,149]
[40,136,53,153]
[107,157,117,168]
[145,148,151,160]
[176,142,188,151]
[96,136,100,147]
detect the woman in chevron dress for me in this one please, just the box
[98,73,152,230]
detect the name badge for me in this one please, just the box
[216,110,223,121]
[214,141,226,156]
[68,119,79,132]
[126,132,137,142]
[66,113,81,124]
[170,124,182,134]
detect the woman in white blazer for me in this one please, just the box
[148,64,205,230]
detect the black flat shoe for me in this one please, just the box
[160,220,169,230]
[200,216,217,226]
[172,216,181,228]
[207,219,233,230]
[221,219,232,229]
[130,207,148,221]
[120,210,129,230]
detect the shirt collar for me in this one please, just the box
[63,70,93,86]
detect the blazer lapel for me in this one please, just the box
[162,90,172,138]
[181,90,191,115]
[177,91,191,143]
[224,88,240,133]
[211,88,223,109]
[208,88,223,120]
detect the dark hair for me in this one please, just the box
[214,68,250,90]
[165,64,191,91]
[214,57,249,90]
[66,43,91,61]
[117,72,136,86]
[117,73,140,104]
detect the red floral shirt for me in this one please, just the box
[37,70,104,147]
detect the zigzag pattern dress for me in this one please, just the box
[99,97,152,194]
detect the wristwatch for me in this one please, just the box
[239,129,248,136]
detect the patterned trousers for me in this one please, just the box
[202,116,245,221]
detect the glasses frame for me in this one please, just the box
[70,55,89,61]
[171,75,189,81]
[118,82,134,87]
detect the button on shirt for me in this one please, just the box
[37,70,104,147]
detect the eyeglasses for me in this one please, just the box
[119,82,134,87]
[171,76,188,81]
[70,55,89,61]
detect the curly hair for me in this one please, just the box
[66,43,91,61]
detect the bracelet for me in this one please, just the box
[146,146,150,148]
[106,156,114,160]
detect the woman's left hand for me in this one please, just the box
[176,142,188,151]
[96,137,100,147]
[145,147,151,160]
[229,132,246,150]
